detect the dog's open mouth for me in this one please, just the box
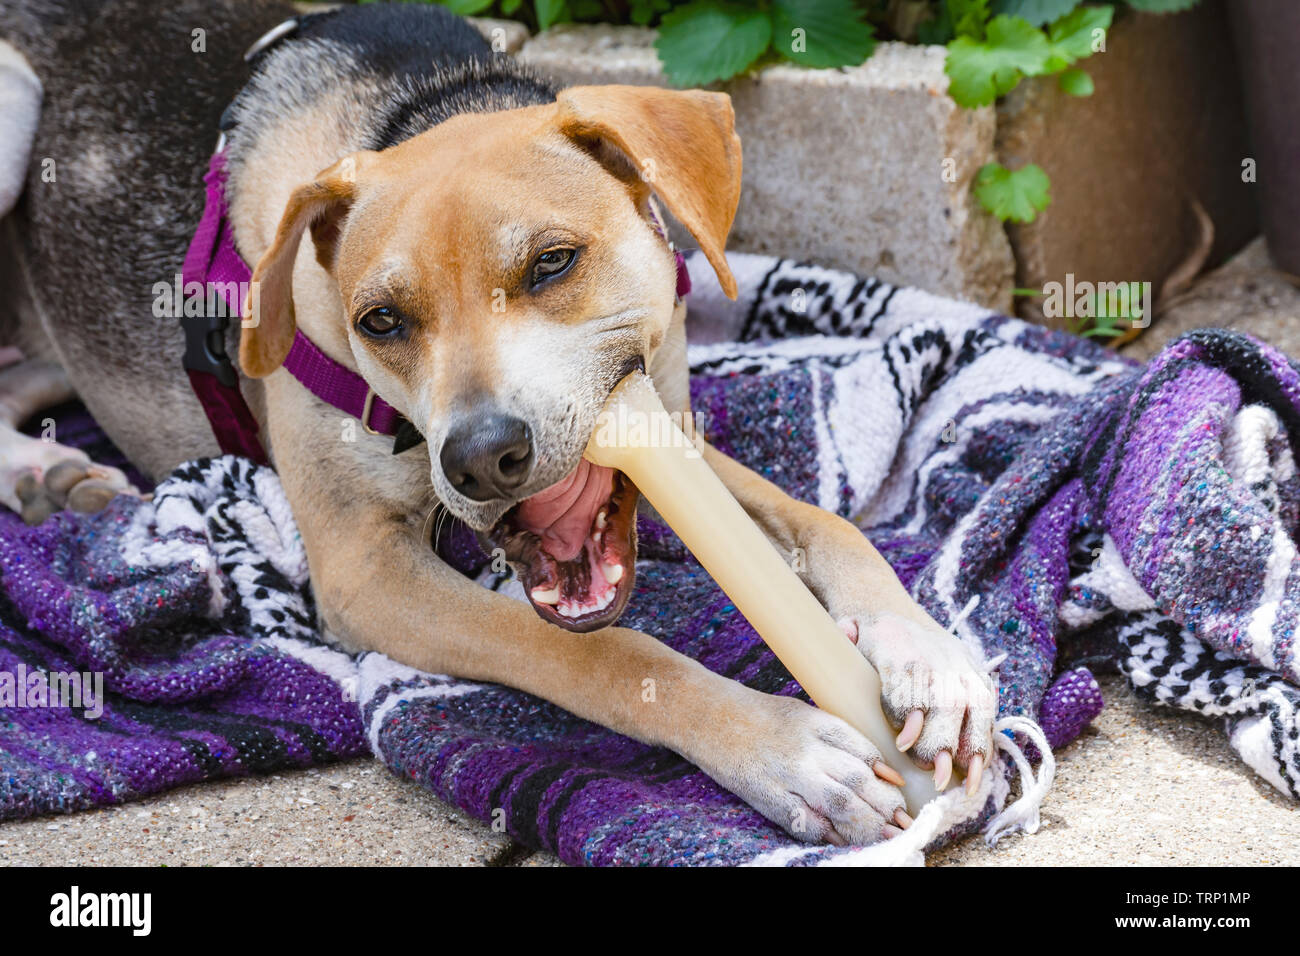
[483,459,638,632]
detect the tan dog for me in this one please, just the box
[0,2,995,846]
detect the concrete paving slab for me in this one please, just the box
[0,760,515,867]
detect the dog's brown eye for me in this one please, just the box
[532,247,575,286]
[358,307,401,337]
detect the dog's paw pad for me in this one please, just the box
[42,459,93,506]
[67,477,125,513]
[13,457,136,525]
[16,468,56,525]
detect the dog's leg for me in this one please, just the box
[699,439,997,793]
[299,494,909,845]
[0,358,138,522]
[0,39,40,219]
[0,48,140,527]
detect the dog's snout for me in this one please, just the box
[440,413,534,501]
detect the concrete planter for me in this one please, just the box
[503,1,1255,324]
[999,0,1256,331]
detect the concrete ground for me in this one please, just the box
[4,239,1299,867]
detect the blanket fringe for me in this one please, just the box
[942,594,1056,849]
[983,714,1055,847]
[947,593,981,642]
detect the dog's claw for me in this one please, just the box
[966,754,984,795]
[896,709,923,752]
[933,750,953,790]
[874,761,905,787]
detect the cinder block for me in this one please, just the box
[519,25,1014,311]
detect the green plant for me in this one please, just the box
[974,161,1050,224]
[1012,283,1147,338]
[943,4,1113,107]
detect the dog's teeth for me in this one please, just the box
[551,583,620,620]
[595,510,607,530]
[530,586,560,605]
[601,561,624,585]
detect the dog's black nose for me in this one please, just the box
[440,414,534,501]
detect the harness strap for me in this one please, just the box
[180,153,270,464]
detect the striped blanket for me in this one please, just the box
[2,251,1297,865]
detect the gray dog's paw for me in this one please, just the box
[705,692,909,846]
[841,611,997,793]
[12,454,138,525]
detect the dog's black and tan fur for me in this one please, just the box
[0,1,996,845]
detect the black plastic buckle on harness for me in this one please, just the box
[180,308,239,389]
[182,15,318,390]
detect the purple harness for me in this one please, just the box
[180,150,690,462]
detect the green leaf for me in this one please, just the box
[436,0,497,15]
[974,161,1051,223]
[536,0,570,30]
[568,0,604,17]
[990,0,1079,27]
[655,0,773,86]
[1047,4,1113,62]
[1124,0,1199,11]
[501,0,523,14]
[771,0,875,69]
[945,15,1052,107]
[1058,66,1094,94]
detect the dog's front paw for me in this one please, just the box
[705,692,909,846]
[840,611,996,794]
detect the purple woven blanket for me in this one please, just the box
[3,252,1298,864]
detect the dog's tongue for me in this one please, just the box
[515,459,616,562]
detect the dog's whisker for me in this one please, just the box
[420,502,444,548]
[433,502,452,553]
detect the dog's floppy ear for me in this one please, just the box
[554,85,742,300]
[240,153,370,378]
